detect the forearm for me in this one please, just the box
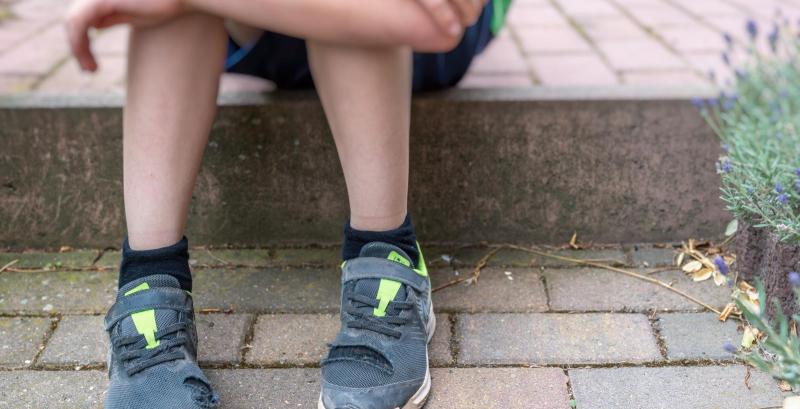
[185,0,462,52]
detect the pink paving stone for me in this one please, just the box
[0,18,53,54]
[36,55,125,92]
[0,74,35,93]
[219,72,275,93]
[555,0,621,18]
[579,16,648,41]
[670,0,744,16]
[516,25,591,54]
[622,70,710,86]
[704,16,751,42]
[458,72,534,88]
[684,52,735,85]
[596,39,686,71]
[11,0,69,20]
[507,4,568,27]
[468,32,528,75]
[0,23,70,75]
[626,5,697,27]
[528,54,618,85]
[655,26,727,53]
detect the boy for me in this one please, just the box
[65,0,509,407]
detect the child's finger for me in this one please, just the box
[450,0,481,26]
[65,9,98,71]
[417,0,462,36]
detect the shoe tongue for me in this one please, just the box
[116,275,182,345]
[353,243,411,317]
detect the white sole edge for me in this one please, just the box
[318,301,436,409]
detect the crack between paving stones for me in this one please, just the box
[648,312,670,360]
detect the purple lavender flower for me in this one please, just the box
[768,25,780,52]
[721,51,730,65]
[691,97,705,109]
[746,19,758,39]
[795,168,800,177]
[714,256,730,275]
[778,193,789,204]
[776,184,784,193]
[723,32,733,47]
[707,97,720,107]
[789,271,800,286]
[722,161,733,173]
[747,187,755,194]
[722,143,730,153]
[723,341,737,354]
[796,179,800,193]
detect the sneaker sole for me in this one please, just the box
[318,301,436,409]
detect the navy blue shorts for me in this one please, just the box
[225,3,496,92]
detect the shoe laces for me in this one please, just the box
[112,321,190,376]
[344,292,413,338]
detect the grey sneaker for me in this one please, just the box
[319,242,435,409]
[104,274,219,409]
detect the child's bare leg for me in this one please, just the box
[307,42,412,232]
[124,13,226,251]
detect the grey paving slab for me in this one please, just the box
[0,370,106,409]
[39,315,107,366]
[0,316,51,366]
[430,313,453,366]
[457,313,661,365]
[569,366,783,409]
[207,368,320,408]
[431,268,548,312]
[545,268,731,312]
[428,368,570,409]
[193,268,341,313]
[246,314,339,366]
[631,246,678,267]
[96,247,342,269]
[657,312,741,361]
[0,270,116,314]
[197,313,253,365]
[0,250,100,269]
[440,247,629,269]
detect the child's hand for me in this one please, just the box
[416,0,488,37]
[65,0,186,72]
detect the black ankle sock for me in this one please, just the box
[342,215,420,266]
[118,237,193,292]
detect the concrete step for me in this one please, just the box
[0,86,723,248]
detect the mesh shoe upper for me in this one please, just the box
[320,242,434,408]
[104,274,218,409]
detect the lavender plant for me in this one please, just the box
[697,17,800,243]
[732,274,800,391]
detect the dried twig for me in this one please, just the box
[0,259,19,273]
[435,244,726,316]
[431,247,502,293]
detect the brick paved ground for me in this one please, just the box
[0,245,787,408]
[0,0,797,93]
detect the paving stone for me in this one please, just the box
[579,17,647,41]
[0,370,106,409]
[457,313,661,365]
[556,0,621,17]
[630,246,679,267]
[96,247,342,269]
[529,54,619,85]
[427,368,570,409]
[656,312,741,361]
[0,270,116,314]
[597,39,686,71]
[193,268,341,313]
[625,5,696,27]
[10,0,70,20]
[220,73,274,94]
[569,365,783,409]
[197,313,253,364]
[0,316,52,366]
[247,314,339,366]
[431,268,548,313]
[0,250,101,269]
[458,72,533,88]
[441,246,629,269]
[507,4,567,27]
[39,315,107,366]
[622,71,709,87]
[545,268,731,312]
[207,368,320,408]
[0,18,53,54]
[655,26,727,53]
[516,26,592,54]
[0,24,70,75]
[37,56,125,93]
[430,313,453,366]
[468,33,529,75]
[0,74,36,92]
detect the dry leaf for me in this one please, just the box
[675,252,686,267]
[713,271,727,286]
[741,326,759,348]
[719,303,735,321]
[569,232,578,250]
[779,380,793,392]
[683,260,703,273]
[692,268,713,282]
